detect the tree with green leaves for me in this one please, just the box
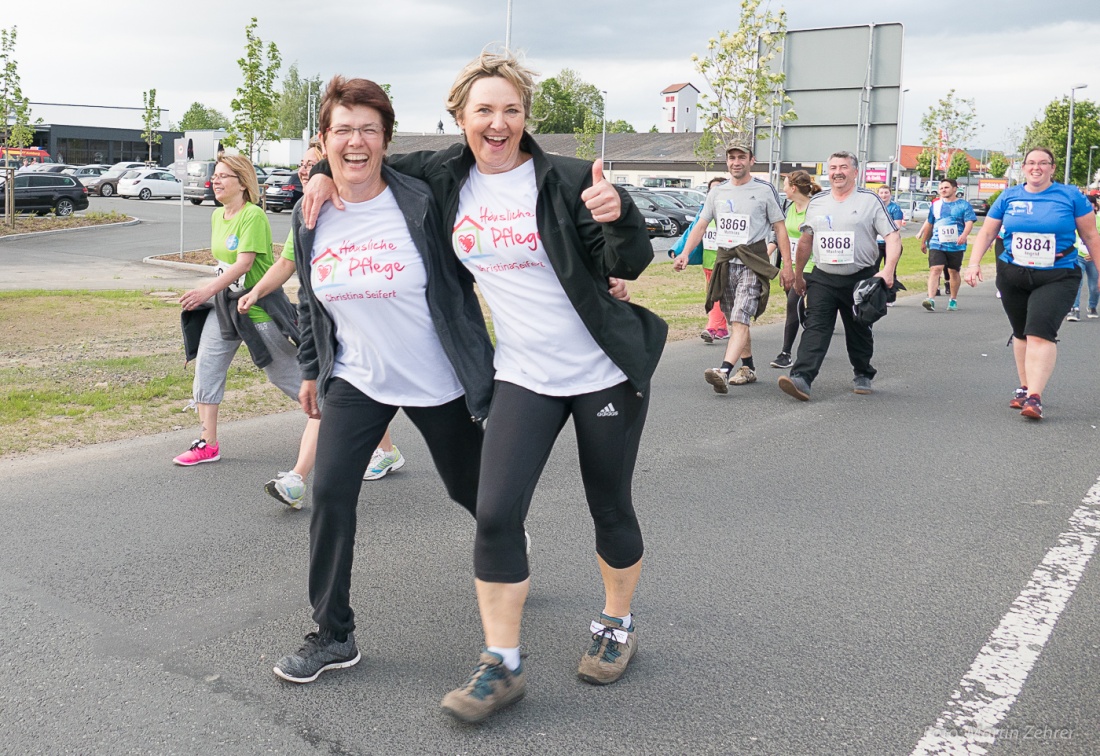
[228,17,282,160]
[575,110,599,161]
[531,69,603,134]
[275,62,323,139]
[988,152,1009,178]
[947,150,970,180]
[606,119,635,134]
[140,89,162,163]
[916,148,934,180]
[0,26,34,151]
[919,89,980,180]
[691,0,794,148]
[1021,96,1100,185]
[693,129,722,174]
[176,102,229,131]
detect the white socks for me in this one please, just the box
[487,646,521,671]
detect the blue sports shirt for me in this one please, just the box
[929,198,977,252]
[990,183,1092,269]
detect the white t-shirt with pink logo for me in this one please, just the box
[311,188,463,406]
[453,160,625,396]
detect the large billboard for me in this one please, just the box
[754,23,904,179]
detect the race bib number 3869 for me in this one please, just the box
[716,212,750,247]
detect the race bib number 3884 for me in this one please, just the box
[1013,232,1056,267]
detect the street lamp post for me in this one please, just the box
[895,88,909,192]
[600,89,608,165]
[505,0,513,50]
[1089,145,1099,188]
[1066,83,1088,184]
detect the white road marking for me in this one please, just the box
[912,478,1100,755]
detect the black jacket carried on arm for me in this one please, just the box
[292,164,495,421]
[315,134,667,393]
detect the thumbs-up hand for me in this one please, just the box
[581,159,622,224]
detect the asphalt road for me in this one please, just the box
[3,280,1100,753]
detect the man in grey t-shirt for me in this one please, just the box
[777,151,901,401]
[674,140,792,392]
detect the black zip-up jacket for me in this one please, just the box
[314,134,667,393]
[292,164,495,421]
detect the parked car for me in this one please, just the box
[264,172,303,212]
[628,190,695,235]
[262,168,294,187]
[0,173,90,216]
[651,188,707,210]
[118,168,182,200]
[20,163,75,174]
[63,165,111,187]
[183,160,218,205]
[95,162,149,197]
[968,198,990,216]
[640,210,676,238]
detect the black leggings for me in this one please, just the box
[309,378,482,636]
[781,287,801,354]
[474,380,649,583]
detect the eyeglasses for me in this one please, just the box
[298,160,316,169]
[326,125,382,139]
[1023,161,1054,167]
[211,172,238,182]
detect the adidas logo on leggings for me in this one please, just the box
[596,403,619,417]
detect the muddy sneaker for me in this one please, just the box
[729,365,757,385]
[265,470,306,509]
[363,446,405,481]
[704,367,730,394]
[273,630,360,683]
[173,439,220,466]
[441,651,526,723]
[577,615,637,685]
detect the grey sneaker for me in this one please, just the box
[728,365,757,385]
[273,630,360,683]
[699,328,714,344]
[441,651,526,723]
[1067,308,1081,322]
[578,615,637,685]
[778,374,811,401]
[704,367,730,394]
[853,375,873,394]
[1089,308,1099,319]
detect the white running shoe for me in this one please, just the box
[364,446,405,481]
[265,470,306,509]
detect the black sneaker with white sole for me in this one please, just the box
[770,352,792,369]
[274,630,360,683]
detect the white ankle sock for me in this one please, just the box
[605,612,632,630]
[486,646,521,671]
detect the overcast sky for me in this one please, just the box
[6,0,1097,152]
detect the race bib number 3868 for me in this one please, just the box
[816,231,855,265]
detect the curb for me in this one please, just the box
[142,254,216,274]
[0,217,140,242]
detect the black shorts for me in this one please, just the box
[929,248,965,271]
[996,258,1082,341]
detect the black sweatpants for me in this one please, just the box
[790,266,878,385]
[309,378,482,637]
[474,380,649,584]
[781,287,801,354]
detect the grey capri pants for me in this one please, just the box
[192,311,301,405]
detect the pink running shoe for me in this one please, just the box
[712,328,729,340]
[173,439,221,466]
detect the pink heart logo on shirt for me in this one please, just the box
[317,264,332,282]
[458,234,475,254]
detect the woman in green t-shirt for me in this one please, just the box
[176,156,318,510]
[770,170,822,369]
